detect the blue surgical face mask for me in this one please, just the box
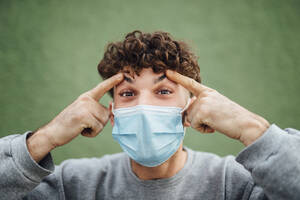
[112,99,190,167]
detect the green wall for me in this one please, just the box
[1,0,299,164]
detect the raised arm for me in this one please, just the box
[0,73,123,199]
[166,70,300,199]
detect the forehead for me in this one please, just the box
[126,68,162,78]
[117,68,174,86]
[132,68,162,79]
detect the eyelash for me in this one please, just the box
[156,89,172,95]
[120,91,134,97]
[119,89,172,97]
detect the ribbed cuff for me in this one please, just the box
[10,131,55,183]
[236,124,285,172]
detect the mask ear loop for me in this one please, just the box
[180,98,191,114]
[181,98,191,136]
[111,102,115,115]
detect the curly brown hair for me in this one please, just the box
[97,30,201,97]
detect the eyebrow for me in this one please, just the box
[123,74,167,84]
[124,75,133,83]
[154,74,166,84]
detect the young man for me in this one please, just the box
[0,31,299,200]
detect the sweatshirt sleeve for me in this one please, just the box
[236,124,300,200]
[0,132,56,200]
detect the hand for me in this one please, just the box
[166,70,270,146]
[27,73,123,162]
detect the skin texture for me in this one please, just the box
[27,68,270,181]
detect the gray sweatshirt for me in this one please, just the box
[0,124,299,200]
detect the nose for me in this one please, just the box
[136,90,153,106]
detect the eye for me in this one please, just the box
[157,89,172,95]
[119,90,135,97]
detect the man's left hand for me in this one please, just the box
[166,70,270,146]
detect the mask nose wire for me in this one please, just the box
[180,98,191,114]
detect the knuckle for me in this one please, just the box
[82,118,104,137]
[97,123,104,132]
[101,106,110,116]
[189,79,198,89]
[92,123,103,136]
[102,113,109,123]
[210,89,219,97]
[209,90,218,96]
[77,93,92,102]
[199,97,209,105]
[191,120,199,129]
[97,114,107,124]
[103,108,110,118]
[202,91,209,97]
[186,114,192,124]
[96,106,109,123]
[211,88,217,93]
[201,90,212,98]
[88,132,98,138]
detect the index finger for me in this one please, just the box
[87,73,124,101]
[166,70,206,96]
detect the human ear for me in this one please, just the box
[183,112,191,127]
[109,101,114,126]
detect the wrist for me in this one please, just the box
[239,114,270,146]
[26,128,56,163]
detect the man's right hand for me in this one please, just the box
[27,73,124,162]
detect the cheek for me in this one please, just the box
[113,98,137,108]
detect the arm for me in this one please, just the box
[166,70,300,199]
[166,70,270,146]
[0,73,123,199]
[236,125,300,200]
[0,132,55,200]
